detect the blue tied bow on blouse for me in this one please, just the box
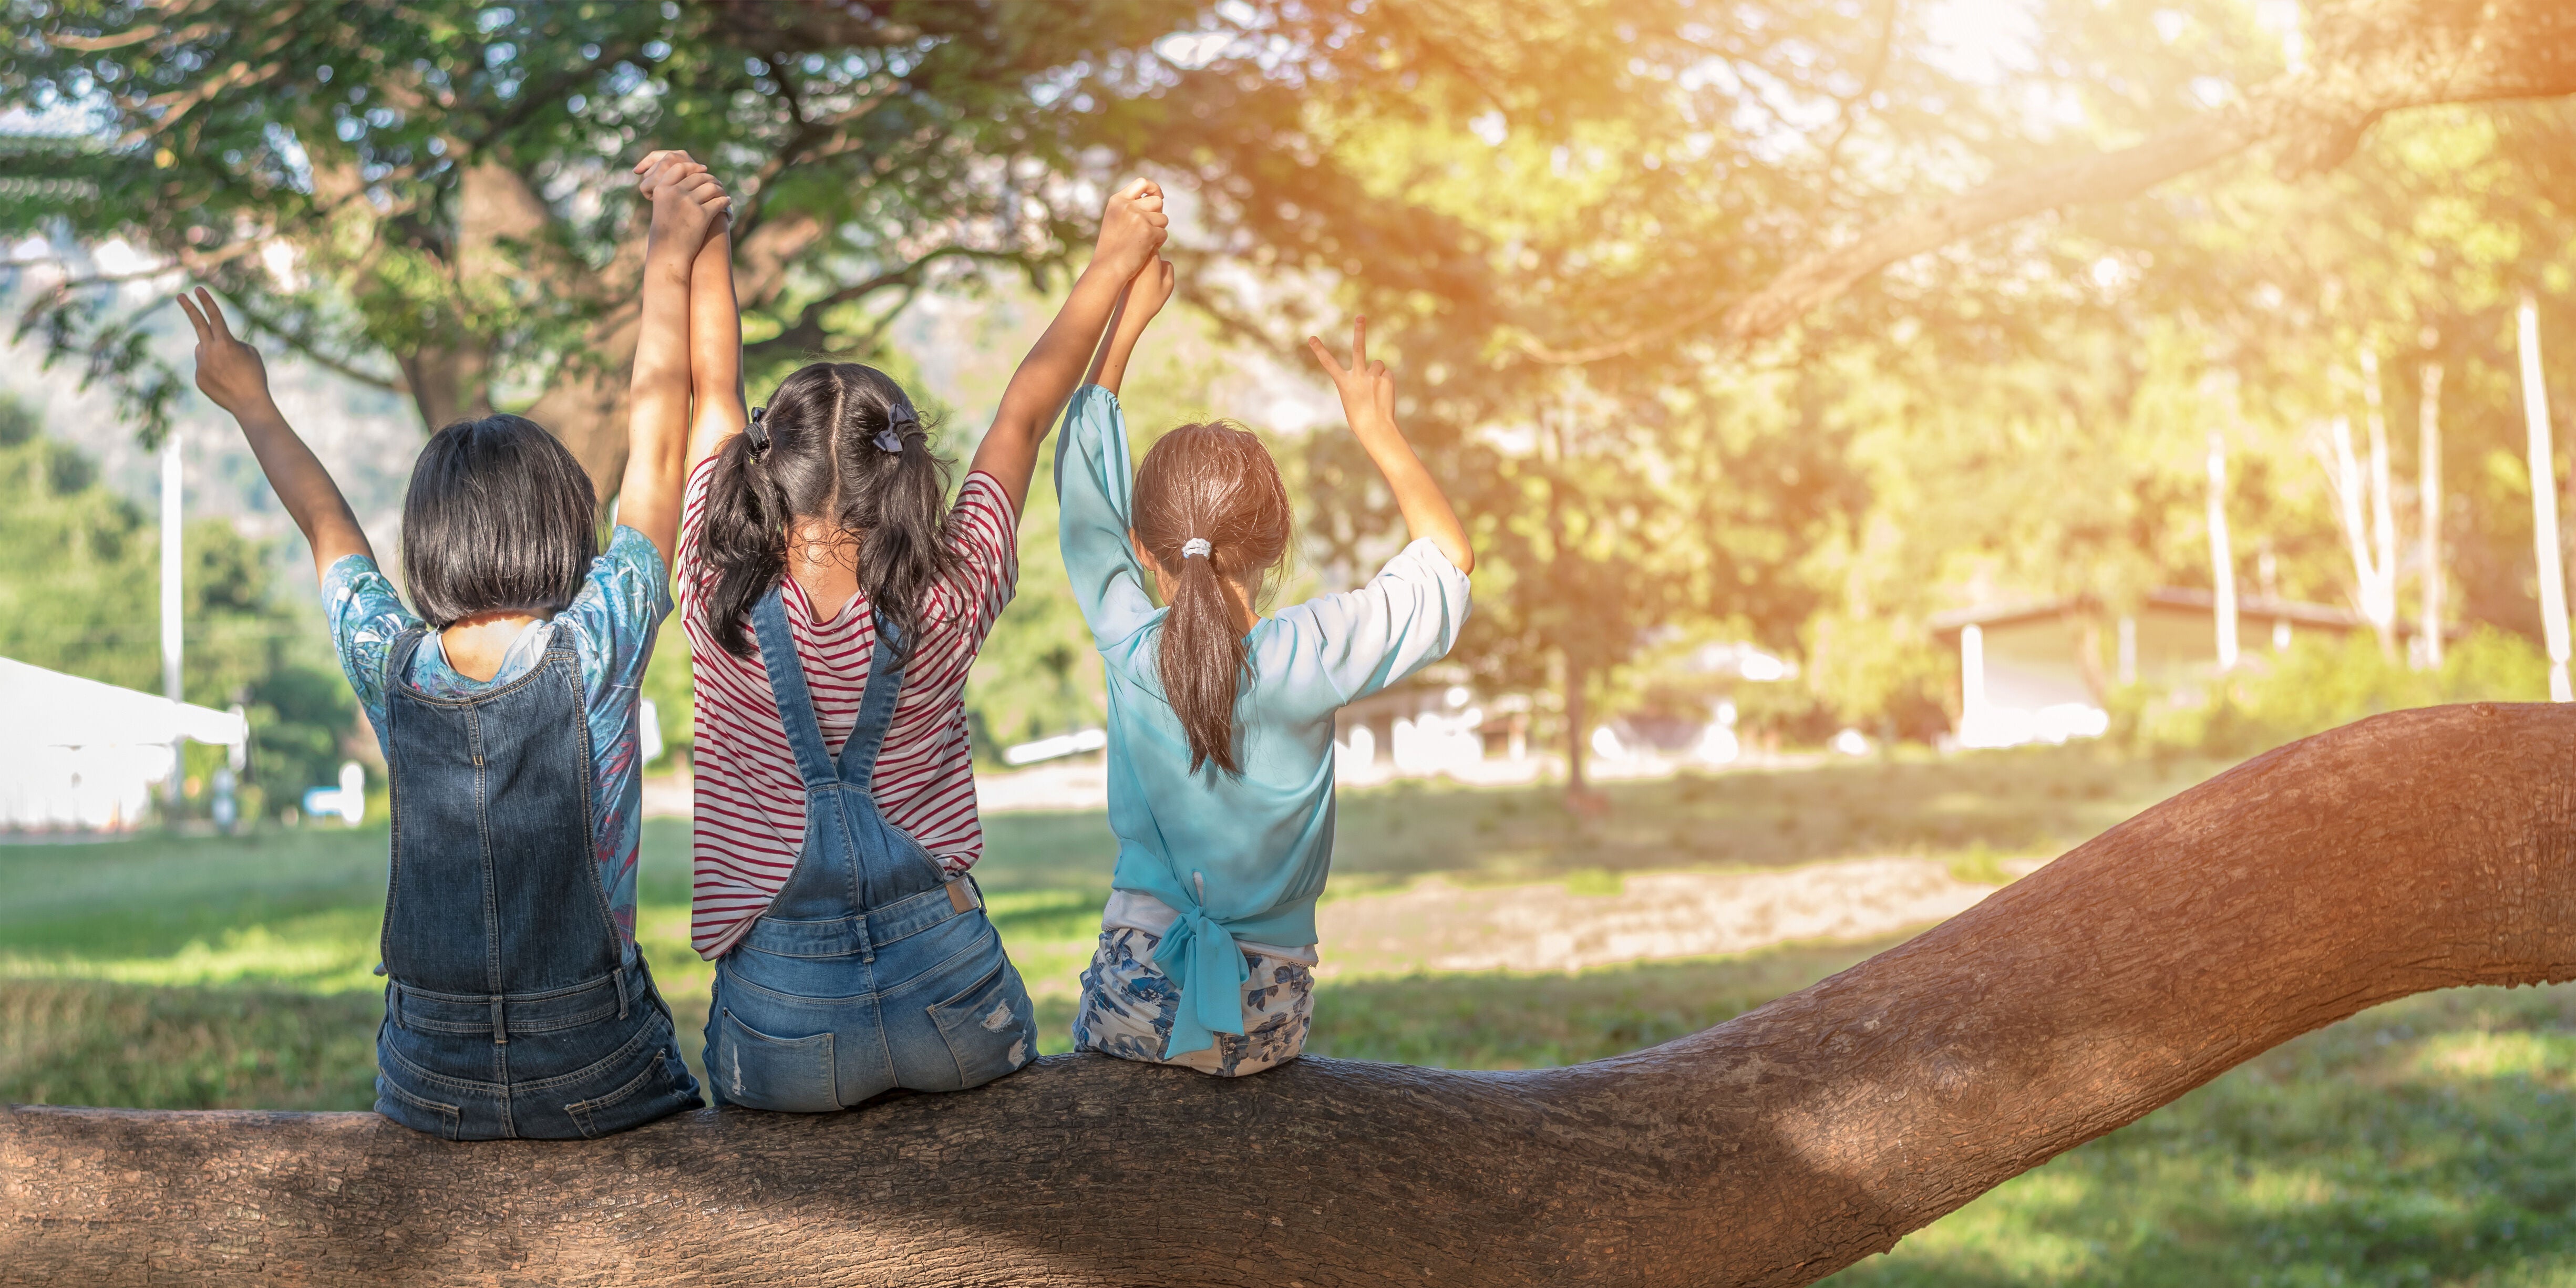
[1149,872,1252,1057]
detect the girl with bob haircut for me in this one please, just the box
[1059,261,1475,1075]
[179,153,734,1139]
[674,176,1171,1110]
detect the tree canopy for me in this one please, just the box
[9,0,2576,766]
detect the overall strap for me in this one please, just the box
[834,615,910,789]
[385,624,433,696]
[749,589,842,789]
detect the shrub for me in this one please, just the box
[2111,627,2551,760]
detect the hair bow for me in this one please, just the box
[876,402,919,455]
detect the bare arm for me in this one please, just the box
[1306,317,1475,575]
[1087,257,1174,397]
[970,178,1169,517]
[682,222,746,473]
[630,149,750,474]
[617,155,732,564]
[178,288,373,581]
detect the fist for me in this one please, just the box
[177,287,273,417]
[1095,178,1169,277]
[1122,256,1176,327]
[635,149,731,245]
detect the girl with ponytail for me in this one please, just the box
[1060,263,1475,1076]
[676,177,1170,1110]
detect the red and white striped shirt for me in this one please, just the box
[678,458,1018,958]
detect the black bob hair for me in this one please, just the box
[400,414,598,628]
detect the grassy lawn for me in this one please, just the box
[9,743,2573,1283]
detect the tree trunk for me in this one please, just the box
[534,211,829,499]
[395,344,493,432]
[1562,648,1600,815]
[8,703,2574,1286]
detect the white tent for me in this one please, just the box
[0,656,249,831]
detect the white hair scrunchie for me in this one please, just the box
[1180,538,1212,560]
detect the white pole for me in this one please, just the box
[2361,347,2399,653]
[2517,294,2572,702]
[160,432,186,804]
[2207,429,2239,672]
[2419,358,2445,669]
[1960,623,1987,728]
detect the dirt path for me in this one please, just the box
[1315,856,2040,978]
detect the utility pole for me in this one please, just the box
[160,432,186,805]
[2517,294,2571,703]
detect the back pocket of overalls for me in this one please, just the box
[376,1072,463,1141]
[713,1008,840,1113]
[926,957,1038,1089]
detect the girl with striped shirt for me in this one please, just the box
[676,176,1171,1110]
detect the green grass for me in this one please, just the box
[14,743,2576,1283]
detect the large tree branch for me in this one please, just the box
[744,243,1034,363]
[1527,0,2576,364]
[6,702,2573,1286]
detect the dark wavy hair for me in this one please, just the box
[400,414,597,628]
[692,362,953,658]
[1131,421,1293,775]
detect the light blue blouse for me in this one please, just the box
[1055,386,1471,1055]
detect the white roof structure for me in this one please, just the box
[1,656,248,748]
[0,656,248,832]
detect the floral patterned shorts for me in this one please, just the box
[1071,926,1314,1077]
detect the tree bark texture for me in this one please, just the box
[7,703,2574,1287]
[1534,0,2576,363]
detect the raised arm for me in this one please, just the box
[1305,317,1475,575]
[617,152,731,564]
[971,178,1169,516]
[178,288,373,581]
[631,150,748,475]
[1086,257,1174,397]
[682,221,746,473]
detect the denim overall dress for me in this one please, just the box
[703,590,1038,1111]
[372,626,702,1140]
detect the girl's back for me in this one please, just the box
[1070,450,1470,946]
[1056,298,1474,1075]
[676,459,1017,960]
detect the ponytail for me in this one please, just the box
[692,363,954,658]
[693,430,792,658]
[1132,422,1293,775]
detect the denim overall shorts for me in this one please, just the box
[372,626,702,1140]
[704,590,1038,1111]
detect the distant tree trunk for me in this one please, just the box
[2207,429,2240,672]
[2419,356,2445,668]
[2516,295,2573,701]
[7,703,2573,1287]
[2362,348,2401,658]
[2322,411,2397,652]
[1563,649,1594,809]
[2063,606,2109,705]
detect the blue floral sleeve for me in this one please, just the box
[321,555,422,760]
[556,525,673,714]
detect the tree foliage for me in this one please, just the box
[1,0,1206,477]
